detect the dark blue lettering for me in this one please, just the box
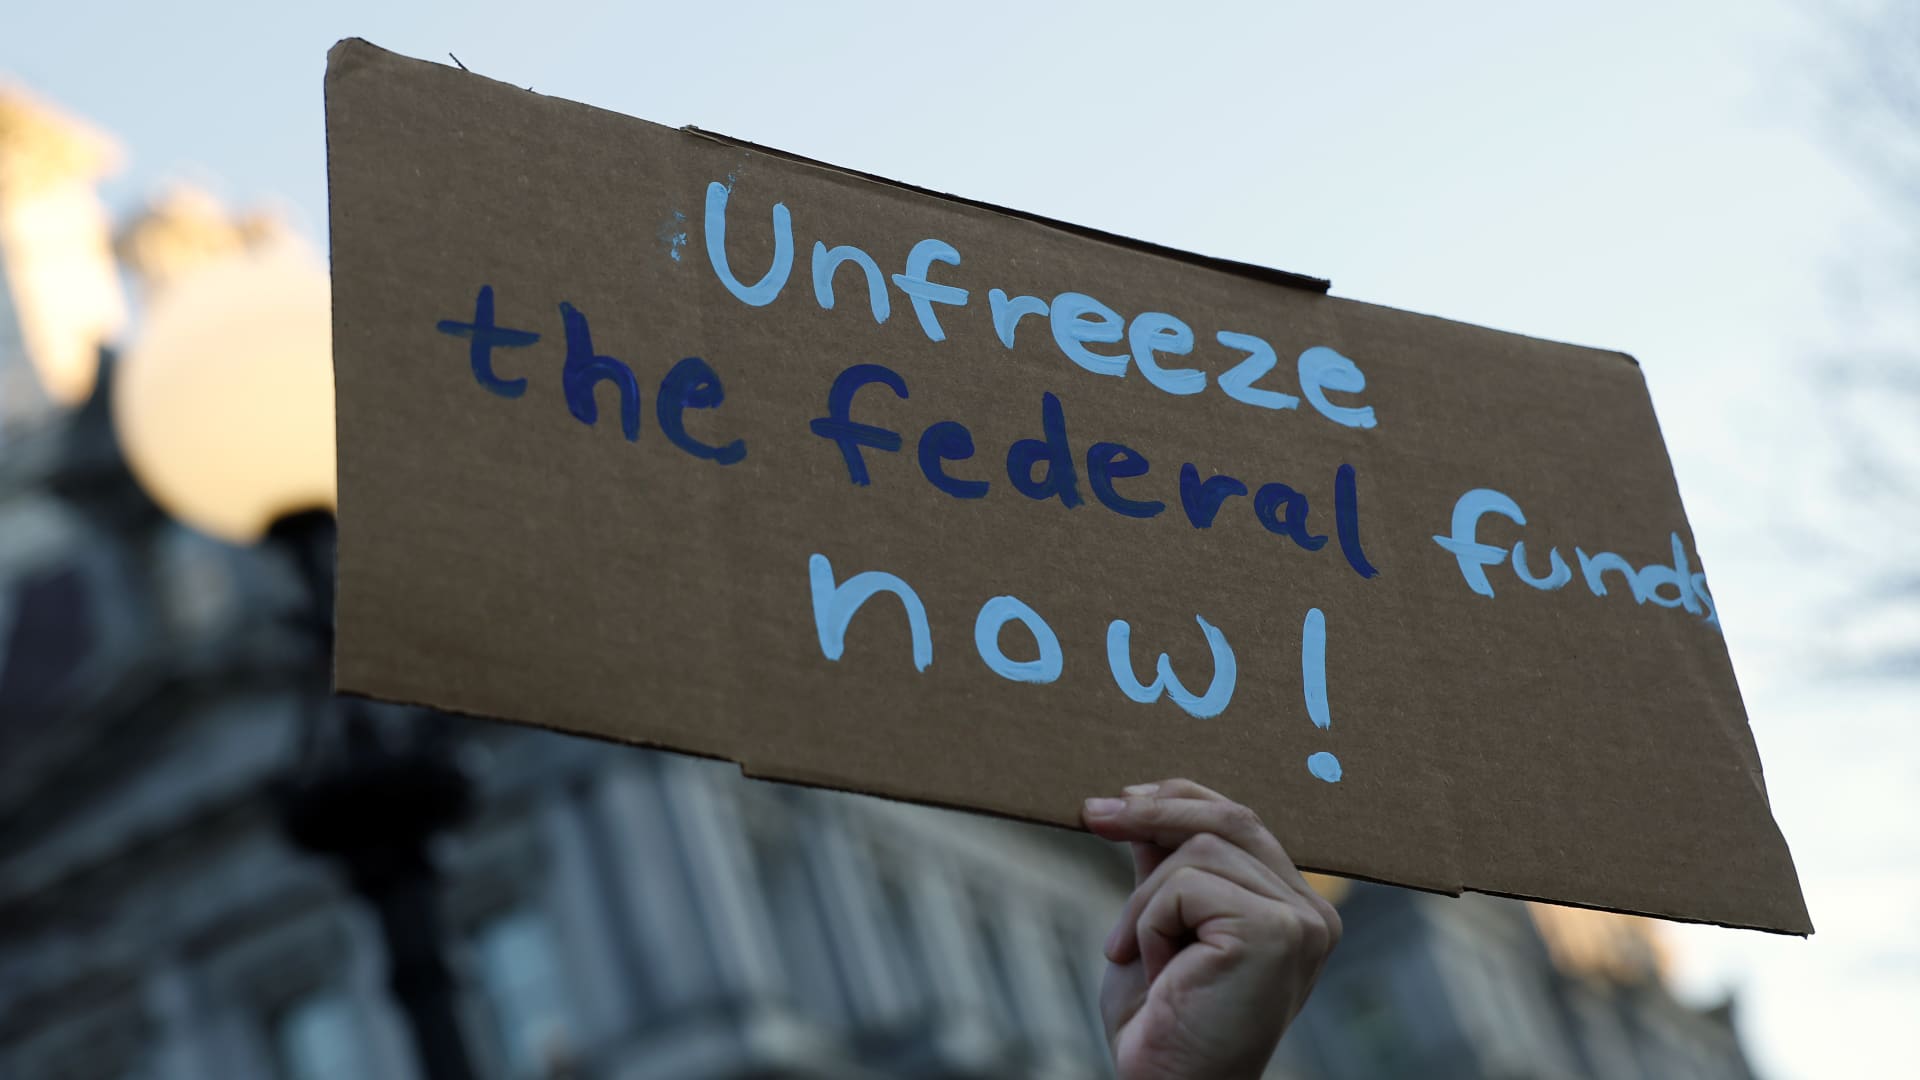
[1087,442,1164,518]
[810,364,907,486]
[918,420,989,499]
[1178,464,1247,529]
[437,285,539,397]
[657,356,745,464]
[1006,392,1082,507]
[558,302,640,441]
[1254,482,1327,551]
[1335,463,1378,579]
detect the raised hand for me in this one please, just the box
[1083,778,1341,1080]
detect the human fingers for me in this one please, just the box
[1119,783,1174,884]
[1135,866,1339,987]
[1109,780,1241,875]
[1119,779,1250,888]
[1105,829,1290,964]
[1083,792,1311,897]
[1131,865,1281,984]
[1123,777,1234,804]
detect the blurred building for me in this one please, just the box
[0,84,124,436]
[0,91,1761,1080]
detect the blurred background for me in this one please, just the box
[1,2,1913,1078]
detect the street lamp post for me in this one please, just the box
[111,237,480,1080]
[271,511,478,1080]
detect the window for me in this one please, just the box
[879,871,933,1010]
[273,988,373,1080]
[970,895,1027,1039]
[473,909,577,1078]
[747,824,849,1023]
[0,562,92,720]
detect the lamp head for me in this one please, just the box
[112,232,333,543]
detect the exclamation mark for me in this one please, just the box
[1302,607,1342,783]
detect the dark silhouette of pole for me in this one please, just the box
[270,511,478,1080]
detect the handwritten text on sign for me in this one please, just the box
[434,179,1718,786]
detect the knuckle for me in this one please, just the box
[1252,900,1303,942]
[1167,863,1208,889]
[1296,906,1334,953]
[1134,901,1158,936]
[1162,864,1211,899]
[1223,801,1264,833]
[1183,831,1229,861]
[1307,893,1341,930]
[1288,897,1341,955]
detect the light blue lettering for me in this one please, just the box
[1302,608,1341,782]
[1215,331,1300,410]
[1050,292,1130,377]
[1105,616,1238,719]
[1691,571,1719,629]
[1433,488,1525,597]
[703,181,793,307]
[1128,312,1204,395]
[808,553,933,672]
[973,595,1063,684]
[1298,345,1377,429]
[1635,532,1701,612]
[812,242,890,323]
[890,239,969,342]
[1307,751,1343,783]
[1302,607,1330,731]
[1511,540,1572,591]
[989,289,1049,349]
[1577,548,1648,602]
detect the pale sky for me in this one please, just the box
[7,2,1915,1077]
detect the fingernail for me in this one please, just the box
[1124,783,1159,796]
[1084,797,1126,817]
[1103,920,1127,957]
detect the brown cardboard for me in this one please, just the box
[324,39,1810,934]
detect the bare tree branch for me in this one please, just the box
[1809,0,1920,678]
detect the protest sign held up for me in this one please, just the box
[325,39,1809,933]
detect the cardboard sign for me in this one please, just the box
[325,39,1809,933]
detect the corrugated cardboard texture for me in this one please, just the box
[325,39,1810,933]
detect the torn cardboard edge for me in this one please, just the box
[679,127,1645,371]
[682,126,1334,296]
[341,687,1806,938]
